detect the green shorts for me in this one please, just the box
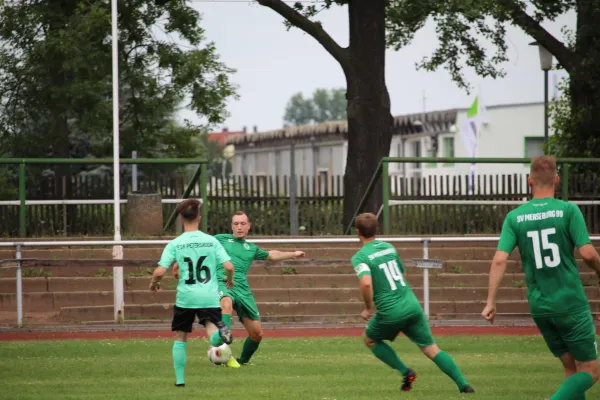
[533,309,598,362]
[365,310,435,347]
[218,283,260,322]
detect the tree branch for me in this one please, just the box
[505,2,578,72]
[256,0,349,70]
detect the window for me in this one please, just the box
[412,140,422,168]
[443,137,455,166]
[524,137,545,161]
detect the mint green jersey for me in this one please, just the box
[498,197,592,317]
[214,234,270,294]
[158,231,231,309]
[351,240,421,320]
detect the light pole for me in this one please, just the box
[530,41,554,154]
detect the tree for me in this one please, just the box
[385,0,600,169]
[283,87,347,126]
[0,0,236,232]
[257,0,394,230]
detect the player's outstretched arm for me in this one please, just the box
[266,250,305,262]
[150,266,168,292]
[222,260,235,289]
[481,251,509,324]
[578,244,600,283]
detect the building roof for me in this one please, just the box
[226,109,459,146]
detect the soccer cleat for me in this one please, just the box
[236,357,249,366]
[401,368,417,391]
[216,321,233,344]
[175,383,185,388]
[226,357,241,368]
[460,385,475,393]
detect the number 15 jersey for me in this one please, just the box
[498,197,592,317]
[158,231,231,309]
[351,240,421,321]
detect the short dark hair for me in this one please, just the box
[231,210,250,222]
[176,199,201,221]
[530,155,557,187]
[355,213,378,238]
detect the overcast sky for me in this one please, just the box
[177,1,575,133]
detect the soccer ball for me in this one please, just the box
[207,344,232,365]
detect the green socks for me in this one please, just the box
[433,351,469,390]
[222,314,232,329]
[371,342,409,374]
[549,372,594,400]
[209,329,224,347]
[172,341,186,385]
[239,336,260,364]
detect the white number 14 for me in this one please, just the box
[527,228,561,269]
[379,260,406,290]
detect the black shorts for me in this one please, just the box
[171,306,222,333]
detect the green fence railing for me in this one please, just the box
[0,158,208,237]
[345,157,600,235]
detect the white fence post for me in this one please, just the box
[422,239,430,320]
[16,245,23,328]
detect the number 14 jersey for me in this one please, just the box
[351,240,421,320]
[498,197,592,317]
[158,231,231,309]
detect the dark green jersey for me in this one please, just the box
[214,234,270,294]
[498,197,592,317]
[351,240,420,319]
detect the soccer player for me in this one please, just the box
[149,199,235,387]
[482,155,600,400]
[216,210,305,368]
[351,212,475,393]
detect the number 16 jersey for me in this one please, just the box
[498,197,592,317]
[351,240,421,321]
[158,231,231,309]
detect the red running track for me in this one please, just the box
[0,326,552,341]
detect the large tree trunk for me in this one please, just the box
[568,0,600,172]
[342,0,394,232]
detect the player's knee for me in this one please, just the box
[250,329,263,342]
[362,334,375,348]
[220,297,233,313]
[421,344,441,360]
[577,361,599,383]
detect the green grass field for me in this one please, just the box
[1,335,599,399]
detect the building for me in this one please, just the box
[226,102,547,194]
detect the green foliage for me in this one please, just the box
[0,0,237,160]
[283,88,347,126]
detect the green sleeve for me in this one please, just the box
[568,204,591,248]
[157,241,176,268]
[351,254,371,279]
[254,246,270,261]
[497,214,517,254]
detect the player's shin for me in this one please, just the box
[371,341,409,375]
[432,351,469,390]
[222,314,232,329]
[549,372,594,400]
[172,341,187,385]
[239,336,260,364]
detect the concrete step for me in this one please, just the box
[9,287,595,313]
[5,287,600,312]
[0,246,527,266]
[2,272,599,294]
[58,300,600,322]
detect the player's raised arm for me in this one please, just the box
[265,249,305,262]
[482,215,516,324]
